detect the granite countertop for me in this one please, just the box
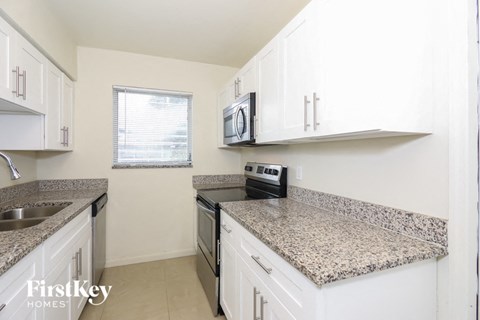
[220,198,447,287]
[0,186,106,277]
[192,174,245,191]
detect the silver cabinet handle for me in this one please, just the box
[237,78,242,97]
[65,127,69,147]
[21,70,26,100]
[61,127,66,146]
[0,303,6,312]
[313,92,320,130]
[72,254,78,280]
[304,96,311,131]
[234,79,238,99]
[251,255,272,274]
[260,296,268,320]
[11,67,19,97]
[77,248,82,276]
[221,223,232,233]
[217,239,221,265]
[253,287,260,320]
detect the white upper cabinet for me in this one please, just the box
[311,0,434,137]
[0,18,16,105]
[0,15,47,115]
[278,2,317,140]
[219,0,436,146]
[255,37,281,143]
[45,62,74,150]
[236,57,256,98]
[15,35,47,114]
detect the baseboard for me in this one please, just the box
[105,248,196,268]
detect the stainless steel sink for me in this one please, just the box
[0,218,48,231]
[0,204,70,231]
[0,205,68,220]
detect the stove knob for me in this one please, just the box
[245,166,253,172]
[272,169,279,176]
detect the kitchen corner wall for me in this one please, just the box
[0,0,78,78]
[36,46,242,266]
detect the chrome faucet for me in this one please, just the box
[0,152,21,180]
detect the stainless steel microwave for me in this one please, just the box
[223,92,255,145]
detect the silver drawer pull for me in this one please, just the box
[221,224,232,233]
[260,296,268,320]
[253,287,260,320]
[251,255,272,274]
[0,303,6,312]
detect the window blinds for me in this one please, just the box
[113,86,193,166]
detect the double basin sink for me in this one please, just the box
[0,204,70,232]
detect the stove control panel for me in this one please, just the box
[244,162,286,185]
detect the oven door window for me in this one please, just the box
[198,206,215,255]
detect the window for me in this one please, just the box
[113,86,192,168]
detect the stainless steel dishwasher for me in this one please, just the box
[92,193,107,286]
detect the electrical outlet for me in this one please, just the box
[296,166,303,180]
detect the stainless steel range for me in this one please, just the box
[195,162,287,316]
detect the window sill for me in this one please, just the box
[112,163,193,169]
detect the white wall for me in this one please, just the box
[0,0,78,78]
[0,151,36,188]
[241,133,449,218]
[36,47,241,266]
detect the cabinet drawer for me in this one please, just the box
[220,210,239,244]
[43,207,91,274]
[0,246,42,318]
[237,225,316,318]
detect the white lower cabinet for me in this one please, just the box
[220,222,237,320]
[43,208,92,320]
[238,257,296,320]
[0,246,42,320]
[0,208,92,320]
[220,210,437,320]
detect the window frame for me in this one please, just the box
[112,85,193,169]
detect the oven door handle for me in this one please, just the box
[196,201,215,220]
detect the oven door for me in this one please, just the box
[196,198,218,273]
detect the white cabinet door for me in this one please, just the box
[278,4,314,140]
[45,62,63,149]
[255,38,281,143]
[71,227,92,320]
[0,247,43,320]
[220,233,237,320]
[43,255,73,320]
[61,75,74,150]
[15,35,47,114]
[237,57,256,97]
[238,257,295,320]
[313,0,434,135]
[0,18,16,103]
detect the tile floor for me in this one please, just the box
[79,256,226,320]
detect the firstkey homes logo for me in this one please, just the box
[27,280,112,308]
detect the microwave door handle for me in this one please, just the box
[234,107,241,139]
[235,107,246,139]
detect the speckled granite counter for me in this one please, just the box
[192,174,245,190]
[0,179,107,276]
[220,198,447,287]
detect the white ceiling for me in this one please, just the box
[43,0,311,67]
